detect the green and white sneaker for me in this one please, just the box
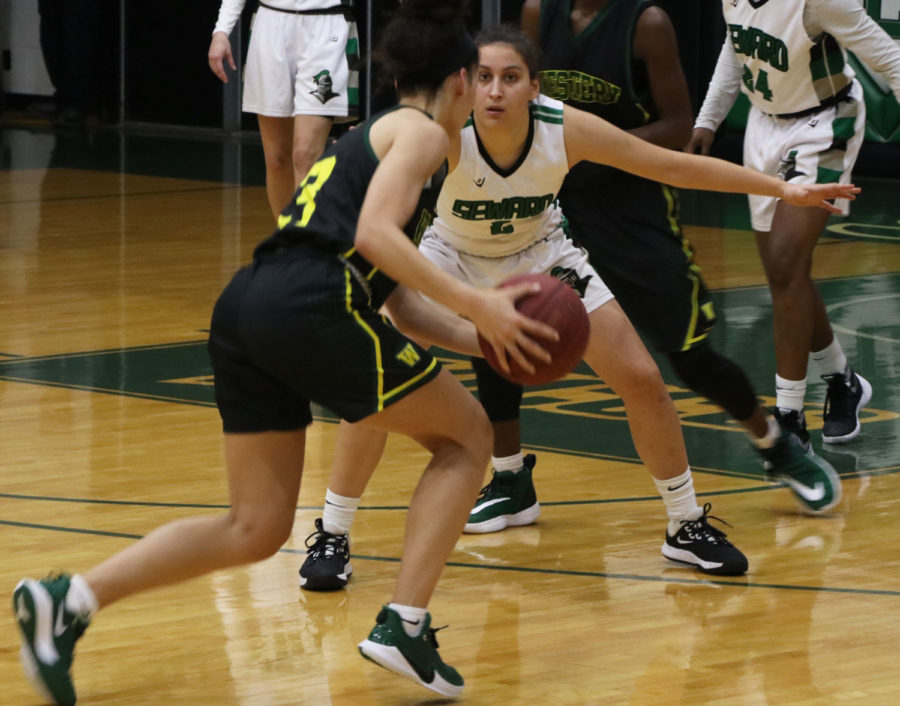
[760,425,842,514]
[358,606,463,698]
[13,574,90,706]
[464,454,540,534]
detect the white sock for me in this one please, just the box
[492,453,524,473]
[809,338,849,378]
[66,574,99,619]
[775,374,806,412]
[653,468,699,534]
[388,602,428,637]
[322,489,360,536]
[751,415,781,450]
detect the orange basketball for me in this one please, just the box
[477,273,590,385]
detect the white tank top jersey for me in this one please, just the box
[430,95,570,258]
[724,0,853,115]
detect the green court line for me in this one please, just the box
[3,519,896,597]
[0,375,219,408]
[0,339,208,362]
[4,465,899,511]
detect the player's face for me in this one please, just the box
[475,43,540,127]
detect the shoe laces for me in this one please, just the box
[822,372,856,419]
[304,524,345,559]
[676,503,733,545]
[425,624,448,649]
[476,472,513,499]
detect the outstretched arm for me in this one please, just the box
[563,105,860,212]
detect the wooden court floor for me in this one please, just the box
[1,124,899,705]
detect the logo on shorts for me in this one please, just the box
[550,267,592,298]
[396,343,421,367]
[777,149,805,181]
[310,69,339,104]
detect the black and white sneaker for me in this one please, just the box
[821,369,872,444]
[662,503,749,576]
[298,518,352,591]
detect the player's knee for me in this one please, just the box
[668,345,758,421]
[225,508,294,562]
[762,252,813,292]
[471,357,522,422]
[292,140,325,180]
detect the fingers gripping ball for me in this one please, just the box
[477,273,590,385]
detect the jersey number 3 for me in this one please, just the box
[278,156,337,230]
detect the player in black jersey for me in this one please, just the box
[298,23,859,592]
[509,0,842,518]
[11,2,559,701]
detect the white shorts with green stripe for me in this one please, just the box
[743,79,865,232]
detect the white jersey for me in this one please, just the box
[723,0,853,115]
[430,95,569,258]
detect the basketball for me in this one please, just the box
[477,273,590,385]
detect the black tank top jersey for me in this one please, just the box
[253,105,445,307]
[540,0,656,186]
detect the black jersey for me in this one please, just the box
[254,105,445,308]
[540,0,656,186]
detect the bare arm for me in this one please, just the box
[356,111,556,371]
[629,6,693,149]
[563,105,859,211]
[520,0,541,42]
[383,286,480,358]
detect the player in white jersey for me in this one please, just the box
[688,0,900,451]
[208,0,359,218]
[296,25,862,587]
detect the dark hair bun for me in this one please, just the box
[377,0,474,94]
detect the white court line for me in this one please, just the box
[826,293,900,345]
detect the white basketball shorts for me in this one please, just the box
[744,79,865,232]
[419,227,615,314]
[242,7,359,119]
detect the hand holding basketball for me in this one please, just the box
[476,273,590,385]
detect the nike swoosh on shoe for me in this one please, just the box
[782,478,826,502]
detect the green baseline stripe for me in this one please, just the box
[3,520,896,597]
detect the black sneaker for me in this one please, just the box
[661,503,749,576]
[760,424,842,514]
[821,369,872,444]
[298,518,352,591]
[773,407,811,453]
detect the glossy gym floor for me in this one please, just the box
[1,118,898,704]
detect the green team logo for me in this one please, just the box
[728,24,788,71]
[540,70,621,105]
[453,194,553,221]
